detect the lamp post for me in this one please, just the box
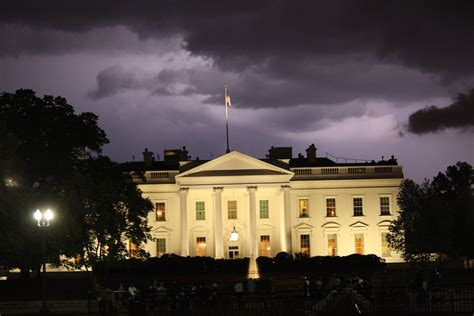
[34,209,54,315]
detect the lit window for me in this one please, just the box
[381,232,391,257]
[326,198,336,217]
[228,200,237,219]
[156,238,166,257]
[100,245,109,257]
[156,202,166,221]
[328,234,337,256]
[300,234,310,256]
[260,235,271,257]
[355,233,364,255]
[196,201,205,220]
[260,200,269,219]
[380,197,390,215]
[353,198,363,216]
[129,241,139,258]
[196,237,207,256]
[299,199,309,218]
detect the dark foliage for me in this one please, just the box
[388,162,474,262]
[257,253,385,275]
[93,254,249,276]
[0,89,152,274]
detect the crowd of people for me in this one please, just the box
[93,273,376,315]
[89,268,469,315]
[94,278,264,315]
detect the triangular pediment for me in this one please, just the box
[349,221,369,228]
[177,151,293,178]
[349,221,369,231]
[294,223,314,230]
[151,226,172,233]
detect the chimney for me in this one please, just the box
[306,144,317,163]
[142,148,154,167]
[181,146,189,161]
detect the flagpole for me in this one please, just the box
[225,85,230,153]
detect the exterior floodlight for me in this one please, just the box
[44,209,54,221]
[230,226,239,241]
[34,209,53,227]
[34,209,43,221]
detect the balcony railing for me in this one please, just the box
[292,166,401,178]
[130,171,177,182]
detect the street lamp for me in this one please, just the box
[34,209,54,315]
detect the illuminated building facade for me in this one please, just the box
[125,145,403,262]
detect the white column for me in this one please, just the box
[247,186,258,257]
[213,187,224,258]
[180,187,189,256]
[282,185,292,254]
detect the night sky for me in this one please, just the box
[1,1,473,182]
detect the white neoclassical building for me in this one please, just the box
[126,145,403,263]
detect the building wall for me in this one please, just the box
[290,178,402,262]
[138,177,402,262]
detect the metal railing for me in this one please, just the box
[88,286,474,315]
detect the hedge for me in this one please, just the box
[94,254,249,276]
[257,253,385,275]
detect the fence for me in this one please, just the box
[88,286,474,315]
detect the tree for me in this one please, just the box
[0,89,108,275]
[432,162,474,263]
[388,163,473,263]
[58,156,153,270]
[0,89,152,275]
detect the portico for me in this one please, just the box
[174,151,294,258]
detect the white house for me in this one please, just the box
[125,145,403,263]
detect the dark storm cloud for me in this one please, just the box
[89,58,444,108]
[2,0,474,81]
[0,24,181,57]
[88,66,197,100]
[88,65,141,100]
[408,89,474,134]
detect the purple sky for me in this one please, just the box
[1,1,473,182]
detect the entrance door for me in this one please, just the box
[260,235,271,257]
[228,246,240,259]
[196,237,207,256]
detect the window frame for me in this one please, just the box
[326,197,337,217]
[353,197,364,216]
[156,237,167,257]
[379,196,391,216]
[129,241,140,258]
[354,233,364,255]
[381,232,392,257]
[298,198,310,218]
[155,202,166,221]
[227,200,238,219]
[259,199,269,219]
[196,201,206,220]
[300,234,311,256]
[327,233,338,256]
